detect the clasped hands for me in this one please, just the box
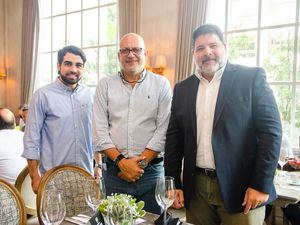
[117,156,145,182]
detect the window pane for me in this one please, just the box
[99,5,117,45]
[83,0,99,9]
[52,0,65,15]
[295,86,300,147]
[36,53,52,88]
[296,27,300,81]
[52,16,66,51]
[261,0,296,27]
[40,0,51,18]
[83,9,98,47]
[82,48,98,85]
[67,0,81,12]
[39,19,51,52]
[260,27,294,82]
[99,46,117,78]
[228,0,258,30]
[67,12,81,46]
[227,31,257,66]
[52,52,58,80]
[206,0,226,31]
[271,84,292,134]
[100,0,117,5]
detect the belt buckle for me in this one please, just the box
[204,169,214,177]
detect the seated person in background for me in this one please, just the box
[18,104,28,131]
[0,107,27,184]
[265,133,300,225]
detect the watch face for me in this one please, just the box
[139,160,148,169]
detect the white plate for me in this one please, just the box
[289,181,300,186]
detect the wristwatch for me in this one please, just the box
[95,163,102,169]
[138,159,148,169]
[114,154,126,166]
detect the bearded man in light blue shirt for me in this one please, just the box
[93,33,172,214]
[23,45,101,193]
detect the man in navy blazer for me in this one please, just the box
[164,24,282,225]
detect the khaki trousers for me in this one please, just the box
[186,171,265,225]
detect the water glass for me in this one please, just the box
[155,176,176,225]
[40,186,66,225]
[84,177,106,211]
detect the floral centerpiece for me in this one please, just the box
[98,193,146,225]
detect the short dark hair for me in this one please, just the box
[0,108,15,130]
[57,45,87,65]
[192,24,225,48]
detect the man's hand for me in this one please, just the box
[117,156,145,182]
[31,175,41,194]
[94,167,102,179]
[242,187,269,214]
[171,189,185,209]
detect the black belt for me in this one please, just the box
[196,167,217,177]
[149,157,163,165]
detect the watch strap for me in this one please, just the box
[95,163,102,169]
[114,154,126,166]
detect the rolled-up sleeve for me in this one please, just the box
[22,92,45,160]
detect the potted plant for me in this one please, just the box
[98,193,146,225]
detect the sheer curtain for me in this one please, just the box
[175,0,208,82]
[20,0,39,104]
[118,0,141,37]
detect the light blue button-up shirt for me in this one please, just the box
[23,79,93,174]
[93,70,172,157]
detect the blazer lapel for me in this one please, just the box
[213,63,237,128]
[189,75,200,139]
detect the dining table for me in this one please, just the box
[265,170,300,225]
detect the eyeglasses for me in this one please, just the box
[119,47,143,56]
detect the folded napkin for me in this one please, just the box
[154,212,182,225]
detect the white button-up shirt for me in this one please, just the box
[195,68,224,169]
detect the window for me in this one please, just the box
[36,0,118,93]
[207,0,300,147]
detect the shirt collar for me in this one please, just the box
[54,77,81,93]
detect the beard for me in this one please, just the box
[197,55,227,76]
[59,71,82,85]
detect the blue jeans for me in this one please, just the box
[103,158,163,214]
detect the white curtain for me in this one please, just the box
[20,0,39,104]
[118,0,141,37]
[175,0,208,82]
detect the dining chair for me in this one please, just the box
[0,178,27,225]
[15,166,37,216]
[36,164,94,224]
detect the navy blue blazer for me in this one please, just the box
[164,62,282,212]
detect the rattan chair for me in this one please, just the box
[15,166,37,216]
[36,165,94,224]
[0,178,27,225]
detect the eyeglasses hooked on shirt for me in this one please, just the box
[119,47,143,56]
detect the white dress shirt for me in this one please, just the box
[195,68,224,169]
[0,129,27,184]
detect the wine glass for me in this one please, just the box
[40,186,66,225]
[155,176,176,225]
[84,177,106,211]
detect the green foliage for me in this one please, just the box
[98,193,146,224]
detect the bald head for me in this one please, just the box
[119,33,146,49]
[0,108,16,130]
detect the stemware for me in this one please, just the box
[40,186,66,225]
[155,176,176,225]
[84,177,106,212]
